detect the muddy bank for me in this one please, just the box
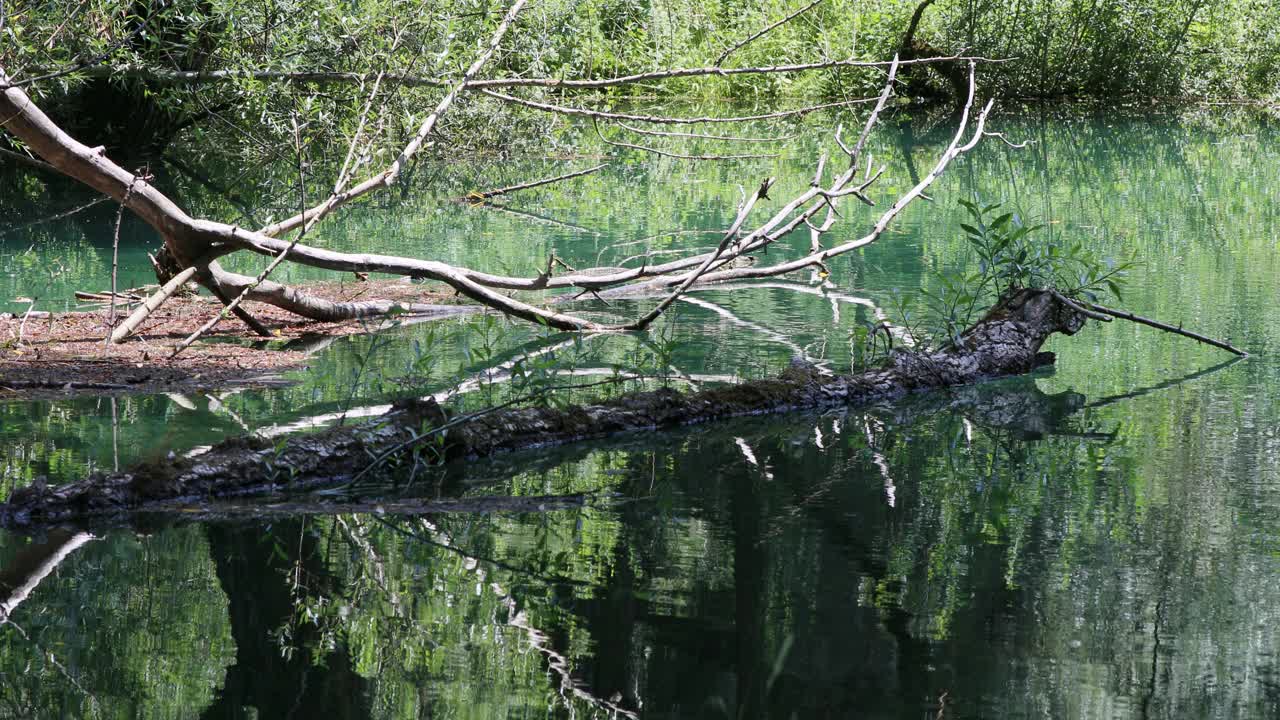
[0,288,1089,528]
[0,279,468,398]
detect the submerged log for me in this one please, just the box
[0,288,1086,528]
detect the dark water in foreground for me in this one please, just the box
[3,106,1280,717]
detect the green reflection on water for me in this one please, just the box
[1,107,1280,717]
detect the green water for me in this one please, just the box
[2,106,1280,717]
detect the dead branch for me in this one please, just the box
[463,163,606,201]
[628,177,775,329]
[107,176,141,335]
[0,196,109,238]
[258,0,528,239]
[1082,299,1246,356]
[0,145,56,173]
[110,266,198,342]
[715,0,826,66]
[481,89,877,124]
[591,61,994,296]
[614,122,792,142]
[174,111,320,356]
[474,201,604,235]
[593,120,779,160]
[16,297,37,345]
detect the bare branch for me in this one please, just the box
[462,163,606,201]
[587,61,988,297]
[594,121,778,160]
[626,177,774,329]
[111,267,198,343]
[1081,299,1247,356]
[714,0,826,66]
[614,122,791,142]
[983,131,1032,148]
[483,89,877,124]
[258,0,528,238]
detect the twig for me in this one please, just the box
[173,112,317,357]
[16,297,36,345]
[258,0,528,238]
[0,196,108,238]
[594,120,778,160]
[715,0,826,66]
[615,122,792,142]
[627,176,773,329]
[0,145,56,173]
[983,131,1032,149]
[483,89,876,124]
[1047,289,1112,322]
[106,175,141,338]
[1083,300,1247,356]
[463,163,606,202]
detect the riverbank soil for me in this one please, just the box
[0,280,460,397]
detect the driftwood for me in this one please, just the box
[0,288,1087,528]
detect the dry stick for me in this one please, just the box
[258,0,528,238]
[0,69,581,333]
[0,145,56,173]
[110,266,198,342]
[475,201,604,235]
[106,177,139,339]
[114,7,517,336]
[16,296,36,344]
[175,244,298,354]
[614,122,792,142]
[592,61,901,296]
[627,177,774,330]
[463,163,606,201]
[456,125,886,295]
[715,0,826,66]
[594,120,778,160]
[0,196,108,238]
[191,71,391,337]
[680,68,988,285]
[482,89,876,125]
[332,70,386,195]
[202,278,272,337]
[1047,289,1112,322]
[615,58,903,295]
[1084,300,1247,356]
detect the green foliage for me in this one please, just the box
[848,318,894,372]
[5,0,1277,162]
[894,198,1138,351]
[956,197,1136,301]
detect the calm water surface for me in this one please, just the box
[1,107,1279,718]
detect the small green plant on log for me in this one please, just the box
[848,319,895,372]
[917,199,1137,350]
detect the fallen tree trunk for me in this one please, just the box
[0,288,1086,528]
